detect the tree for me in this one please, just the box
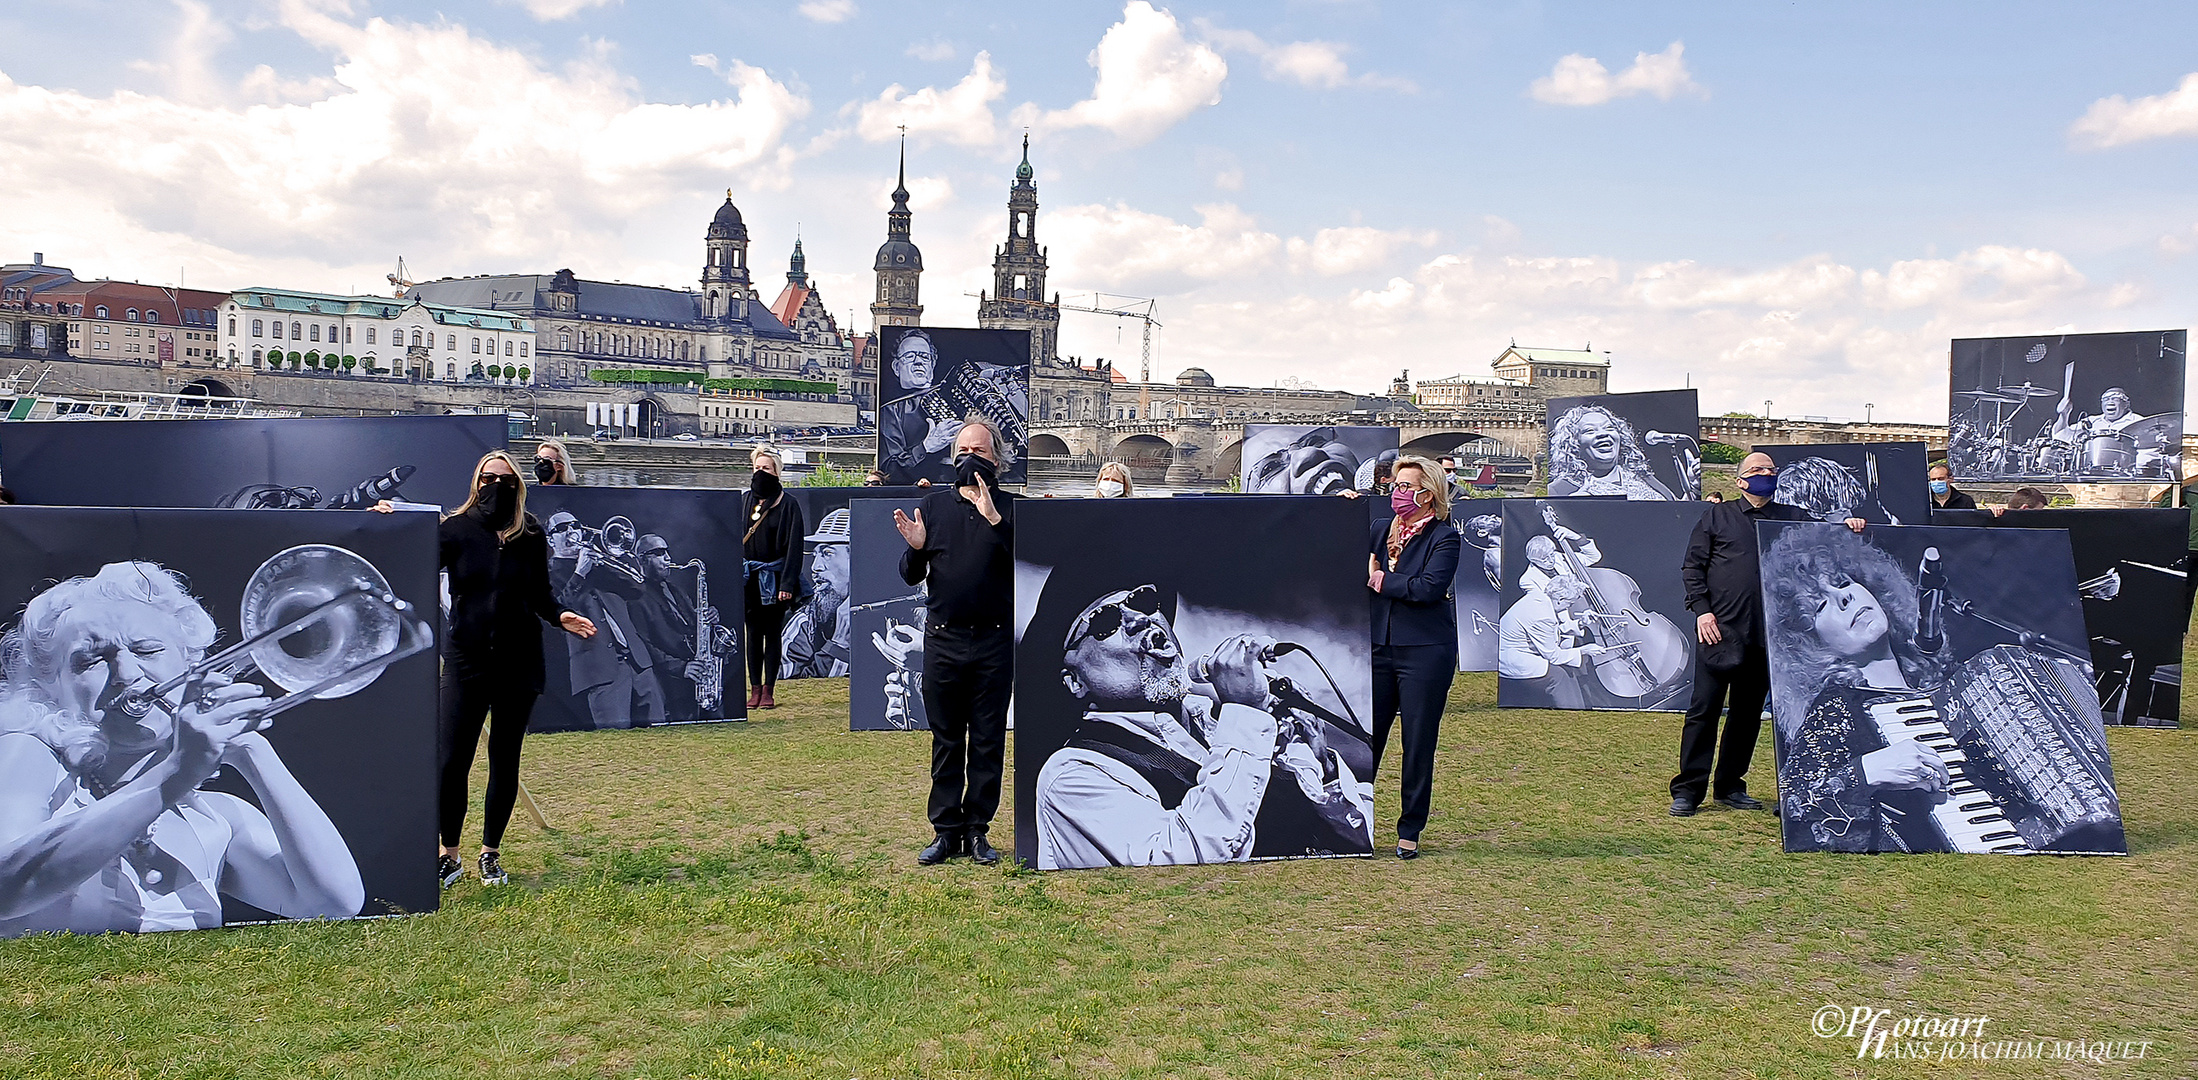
[342,354,357,374]
[502,364,516,380]
[288,352,302,370]
[517,366,531,382]
[1701,441,1746,464]
[304,351,321,370]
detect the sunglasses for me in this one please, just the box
[1066,584,1162,648]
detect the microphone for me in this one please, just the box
[1191,641,1303,682]
[1643,430,1695,448]
[1916,547,1946,653]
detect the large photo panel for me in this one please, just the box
[1543,389,1701,500]
[850,499,929,731]
[1239,425,1401,495]
[526,487,747,732]
[774,486,928,681]
[0,507,442,936]
[0,414,508,510]
[1013,496,1375,870]
[1454,495,1621,673]
[1933,507,2189,728]
[1947,330,2187,485]
[1756,441,1931,525]
[1495,499,1706,711]
[1759,521,2126,855]
[875,326,1031,486]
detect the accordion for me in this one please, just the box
[920,360,1029,449]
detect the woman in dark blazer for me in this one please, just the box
[1367,455,1462,858]
[741,448,804,710]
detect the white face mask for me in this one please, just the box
[1097,479,1126,498]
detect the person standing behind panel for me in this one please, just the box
[1094,461,1133,499]
[894,417,1018,866]
[1928,462,1976,510]
[1674,452,1861,818]
[741,449,803,711]
[1365,457,1461,859]
[532,438,578,486]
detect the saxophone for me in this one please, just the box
[920,360,1029,449]
[684,559,723,713]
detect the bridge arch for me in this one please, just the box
[178,377,237,402]
[1028,433,1071,459]
[1215,438,1243,482]
[1111,433,1176,482]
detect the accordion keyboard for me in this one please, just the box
[1864,696,2030,853]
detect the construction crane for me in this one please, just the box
[387,257,416,298]
[1058,293,1160,418]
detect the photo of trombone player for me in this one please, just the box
[545,512,665,729]
[0,544,434,935]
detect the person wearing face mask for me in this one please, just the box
[894,416,1018,866]
[532,439,578,486]
[427,452,597,887]
[1674,452,1864,819]
[1093,461,1133,499]
[741,449,804,711]
[1365,456,1462,859]
[1927,462,1975,510]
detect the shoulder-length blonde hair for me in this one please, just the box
[1391,454,1451,519]
[1095,461,1133,498]
[535,437,578,485]
[446,450,531,542]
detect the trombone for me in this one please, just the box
[118,544,435,721]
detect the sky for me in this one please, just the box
[4,0,2198,423]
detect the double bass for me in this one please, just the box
[1539,505,1690,700]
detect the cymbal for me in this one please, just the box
[2126,413,2182,449]
[1956,390,2020,404]
[1995,383,2060,397]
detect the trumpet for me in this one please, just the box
[117,545,435,722]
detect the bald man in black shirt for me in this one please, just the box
[896,418,1018,866]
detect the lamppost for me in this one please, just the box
[1763,400,1773,420]
[1865,402,1875,423]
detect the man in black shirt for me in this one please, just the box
[1928,462,1976,510]
[1674,452,1863,817]
[896,417,1017,865]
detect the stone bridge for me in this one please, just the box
[1029,415,1949,482]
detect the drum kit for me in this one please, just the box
[1955,384,2181,480]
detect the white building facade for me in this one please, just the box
[218,289,536,383]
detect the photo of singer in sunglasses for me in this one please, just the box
[1011,498,1376,870]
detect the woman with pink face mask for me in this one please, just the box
[1364,455,1462,859]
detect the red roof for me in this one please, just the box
[769,282,810,327]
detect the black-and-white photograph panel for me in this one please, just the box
[526,487,746,732]
[1759,521,2127,855]
[1239,425,1402,495]
[850,499,929,731]
[876,326,1031,487]
[775,487,928,681]
[1454,496,1622,673]
[1496,499,1707,711]
[0,414,508,511]
[0,507,441,936]
[1934,507,2190,728]
[1013,497,1375,870]
[1756,442,1932,525]
[1947,330,2187,484]
[1543,389,1702,500]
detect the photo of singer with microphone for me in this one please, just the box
[1544,390,1702,501]
[1012,497,1375,870]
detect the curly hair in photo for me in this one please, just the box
[1761,526,1948,739]
[1548,405,1653,493]
[1774,457,1866,522]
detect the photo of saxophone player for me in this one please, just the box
[634,534,734,723]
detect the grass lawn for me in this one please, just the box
[3,671,2193,1079]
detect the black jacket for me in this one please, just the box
[1681,498,1813,650]
[441,510,566,691]
[899,485,1017,628]
[1932,486,1977,510]
[1369,517,1462,648]
[741,490,806,596]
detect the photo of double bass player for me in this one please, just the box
[1495,500,1710,712]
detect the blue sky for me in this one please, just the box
[4,0,2196,421]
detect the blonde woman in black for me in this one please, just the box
[742,448,804,710]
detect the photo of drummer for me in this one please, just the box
[1948,330,2185,484]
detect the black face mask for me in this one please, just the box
[955,452,997,489]
[751,469,782,500]
[533,458,561,483]
[473,474,519,527]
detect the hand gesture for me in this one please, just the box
[921,418,958,453]
[161,671,273,799]
[960,480,1000,525]
[1859,740,1951,793]
[1202,633,1276,711]
[560,611,597,639]
[893,508,927,549]
[1696,612,1722,646]
[873,620,923,667]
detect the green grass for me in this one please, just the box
[3,675,2193,1079]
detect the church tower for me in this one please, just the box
[870,139,924,329]
[786,236,809,286]
[978,134,1060,366]
[702,190,751,323]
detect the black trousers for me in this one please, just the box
[1673,644,1769,802]
[439,672,537,849]
[1371,641,1454,843]
[923,623,1012,834]
[745,577,786,689]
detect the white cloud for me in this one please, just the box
[796,0,857,24]
[1530,41,1703,106]
[853,52,1005,147]
[906,38,956,63]
[501,0,619,21]
[1044,202,1281,294]
[1286,226,1437,276]
[127,0,234,104]
[0,1,807,288]
[2070,72,2198,149]
[1196,21,1412,91]
[1020,1,1227,143]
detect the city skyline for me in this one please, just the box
[3,1,2197,420]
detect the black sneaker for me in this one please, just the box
[477,850,509,886]
[1716,792,1766,811]
[437,853,463,889]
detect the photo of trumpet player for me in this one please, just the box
[527,488,745,732]
[874,326,1032,487]
[0,414,509,512]
[0,508,442,936]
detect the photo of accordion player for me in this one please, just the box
[880,359,1029,486]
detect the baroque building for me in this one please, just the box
[976,135,1060,367]
[870,141,924,331]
